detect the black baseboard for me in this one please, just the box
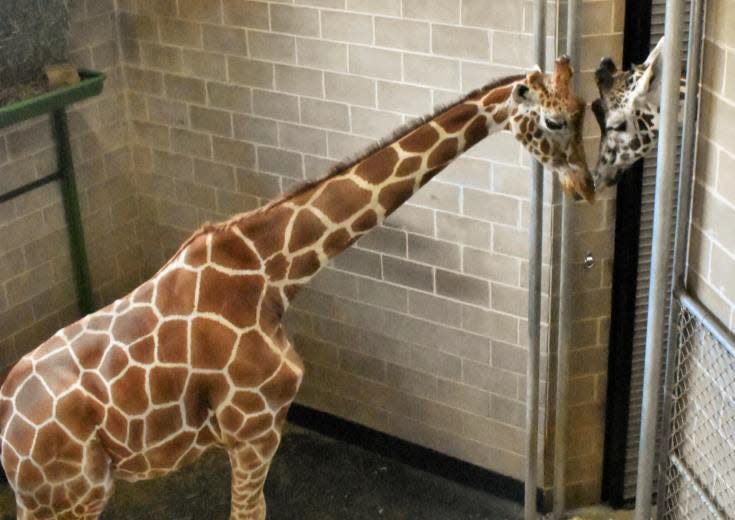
[287,404,545,511]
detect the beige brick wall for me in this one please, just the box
[689,0,735,329]
[0,1,144,366]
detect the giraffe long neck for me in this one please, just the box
[225,78,520,310]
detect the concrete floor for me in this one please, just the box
[0,425,523,519]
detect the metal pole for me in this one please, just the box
[525,0,546,517]
[656,1,706,516]
[552,1,579,517]
[634,1,685,517]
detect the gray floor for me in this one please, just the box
[0,425,522,519]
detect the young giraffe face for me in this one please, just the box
[507,56,594,202]
[591,38,664,190]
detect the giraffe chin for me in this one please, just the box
[558,167,596,204]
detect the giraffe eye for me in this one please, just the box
[544,117,565,130]
[607,121,627,132]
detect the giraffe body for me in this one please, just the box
[0,58,589,520]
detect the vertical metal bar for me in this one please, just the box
[552,1,579,517]
[526,0,546,517]
[656,1,706,516]
[52,108,94,315]
[634,1,685,517]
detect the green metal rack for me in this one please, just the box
[0,69,106,315]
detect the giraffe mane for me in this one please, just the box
[273,73,526,205]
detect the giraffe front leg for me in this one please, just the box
[227,436,280,520]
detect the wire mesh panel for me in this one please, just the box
[662,306,735,519]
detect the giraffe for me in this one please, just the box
[590,37,677,189]
[0,56,591,520]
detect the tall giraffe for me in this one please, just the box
[0,57,590,520]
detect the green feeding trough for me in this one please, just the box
[0,69,105,129]
[0,68,106,315]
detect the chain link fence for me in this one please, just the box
[661,304,735,519]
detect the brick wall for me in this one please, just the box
[0,0,144,366]
[689,0,735,329]
[0,0,626,508]
[117,0,623,506]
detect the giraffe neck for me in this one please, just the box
[215,77,521,311]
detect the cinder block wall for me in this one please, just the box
[0,0,143,366]
[117,0,623,506]
[689,0,735,327]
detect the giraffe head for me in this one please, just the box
[591,38,664,190]
[506,55,594,202]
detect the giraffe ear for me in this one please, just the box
[634,40,664,99]
[512,83,532,104]
[595,57,617,93]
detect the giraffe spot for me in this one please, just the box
[211,229,261,271]
[464,116,489,148]
[238,413,273,440]
[36,484,52,506]
[228,331,281,388]
[198,269,264,328]
[260,287,285,335]
[35,349,80,397]
[240,205,292,259]
[435,103,479,133]
[132,282,155,304]
[103,407,129,445]
[288,209,327,253]
[149,366,188,404]
[32,422,83,467]
[71,332,108,370]
[196,424,220,447]
[312,178,373,224]
[99,345,130,380]
[260,364,302,410]
[284,285,300,302]
[1,357,32,397]
[399,124,440,153]
[379,179,415,215]
[44,459,80,485]
[63,322,83,342]
[87,314,113,331]
[519,119,528,134]
[30,334,66,361]
[275,404,290,429]
[396,156,422,178]
[232,391,267,414]
[493,107,509,124]
[16,376,53,426]
[265,253,289,281]
[5,414,35,456]
[111,366,149,416]
[128,418,145,452]
[324,229,356,258]
[191,318,237,370]
[218,406,245,433]
[111,307,158,344]
[158,320,189,364]
[352,210,378,233]
[1,444,19,482]
[156,269,198,316]
[130,336,155,364]
[17,459,44,492]
[540,139,551,155]
[51,486,71,509]
[355,147,400,185]
[184,234,208,268]
[146,405,182,445]
[57,390,104,440]
[482,84,514,107]
[81,373,109,405]
[117,454,148,476]
[146,431,195,470]
[251,430,280,459]
[289,251,321,280]
[427,138,458,169]
[183,373,229,427]
[630,137,641,151]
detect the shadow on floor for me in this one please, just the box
[0,425,522,519]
